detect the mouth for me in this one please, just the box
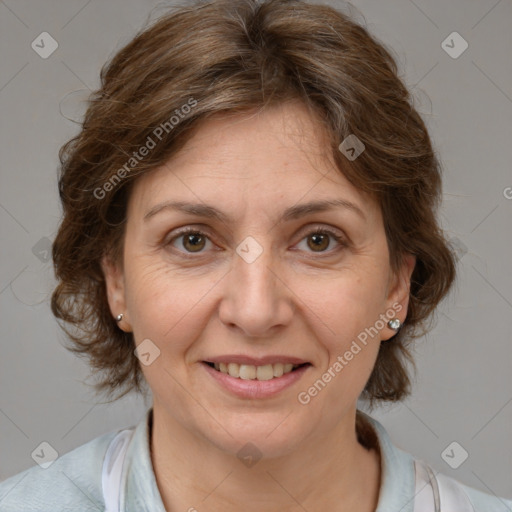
[202,361,311,381]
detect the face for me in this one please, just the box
[103,100,415,458]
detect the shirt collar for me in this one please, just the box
[123,408,166,512]
[122,408,415,512]
[358,410,415,512]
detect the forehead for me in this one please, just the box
[128,101,379,222]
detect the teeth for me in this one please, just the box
[239,365,257,380]
[211,362,302,380]
[227,363,239,377]
[256,365,274,381]
[273,363,284,378]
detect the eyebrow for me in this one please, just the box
[143,198,366,223]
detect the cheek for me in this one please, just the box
[124,259,214,349]
[290,267,387,391]
[293,265,387,336]
[291,276,383,418]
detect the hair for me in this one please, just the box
[51,0,457,409]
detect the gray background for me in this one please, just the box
[1,0,511,502]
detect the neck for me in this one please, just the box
[149,406,381,512]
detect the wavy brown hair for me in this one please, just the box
[51,0,457,408]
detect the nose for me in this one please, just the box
[218,240,294,338]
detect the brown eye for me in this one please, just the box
[296,228,347,255]
[307,232,330,252]
[167,228,213,255]
[182,232,206,252]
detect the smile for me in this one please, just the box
[201,361,312,399]
[204,361,310,381]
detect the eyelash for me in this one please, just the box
[165,226,347,258]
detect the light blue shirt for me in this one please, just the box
[0,408,510,511]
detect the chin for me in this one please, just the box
[197,412,310,461]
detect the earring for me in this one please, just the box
[387,318,401,331]
[116,313,124,322]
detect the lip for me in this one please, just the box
[203,355,310,366]
[201,361,311,399]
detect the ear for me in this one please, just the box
[101,254,132,332]
[381,252,416,341]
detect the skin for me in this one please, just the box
[103,99,416,512]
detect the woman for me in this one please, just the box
[0,0,510,510]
